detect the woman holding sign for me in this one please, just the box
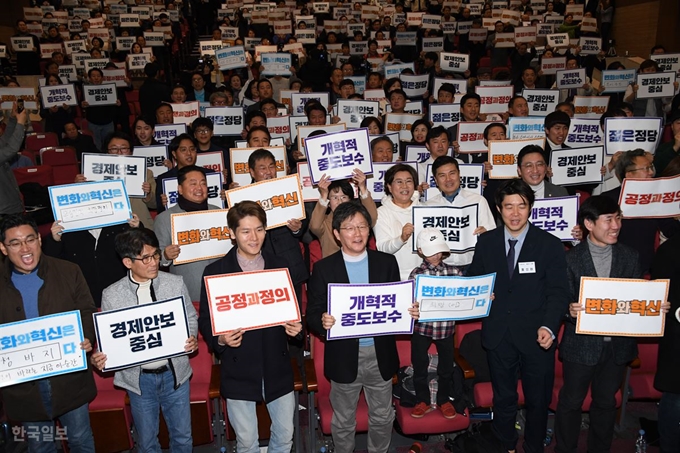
[375,163,423,281]
[198,201,302,453]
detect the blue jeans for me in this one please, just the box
[227,386,295,453]
[127,369,192,453]
[87,122,114,152]
[658,391,680,453]
[24,379,95,453]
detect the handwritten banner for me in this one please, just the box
[576,278,669,337]
[93,297,190,371]
[530,196,579,241]
[49,180,131,232]
[327,281,415,340]
[550,146,604,186]
[0,311,86,388]
[414,273,496,322]
[205,269,301,334]
[225,174,305,229]
[618,175,680,219]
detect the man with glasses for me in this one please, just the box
[191,117,229,183]
[91,228,197,453]
[75,132,156,229]
[308,202,420,453]
[602,149,680,272]
[186,71,214,103]
[156,164,221,301]
[0,214,97,452]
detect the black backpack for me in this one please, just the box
[448,422,506,453]
[19,183,54,226]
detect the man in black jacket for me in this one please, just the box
[138,63,170,118]
[307,202,419,453]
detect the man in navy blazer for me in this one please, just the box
[467,179,569,453]
[307,202,419,453]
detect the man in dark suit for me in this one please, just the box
[138,63,170,118]
[307,202,419,453]
[467,179,569,453]
[554,196,669,452]
[542,110,571,165]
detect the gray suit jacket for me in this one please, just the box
[560,241,642,366]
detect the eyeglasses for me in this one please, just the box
[108,147,131,154]
[195,129,211,134]
[521,162,546,170]
[627,165,655,174]
[339,225,370,233]
[4,236,39,251]
[130,252,161,265]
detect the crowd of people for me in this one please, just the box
[0,0,679,453]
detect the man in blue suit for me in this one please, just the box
[467,179,569,453]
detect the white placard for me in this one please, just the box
[162,173,224,210]
[290,92,330,116]
[414,274,495,322]
[102,69,128,88]
[488,137,545,179]
[549,146,604,186]
[547,33,570,48]
[133,145,168,178]
[475,85,514,114]
[651,53,680,74]
[305,128,373,184]
[494,33,515,48]
[522,89,560,116]
[40,43,64,60]
[457,122,492,153]
[143,32,165,47]
[439,52,469,73]
[337,99,380,128]
[93,297,190,371]
[225,174,305,229]
[530,196,579,241]
[565,118,603,147]
[49,180,132,232]
[412,205,480,253]
[82,153,146,197]
[635,72,677,99]
[195,152,225,175]
[421,37,444,53]
[297,162,319,202]
[384,113,422,142]
[261,52,292,76]
[154,124,186,145]
[204,106,243,136]
[556,68,586,89]
[0,88,38,110]
[297,123,346,155]
[604,117,663,156]
[507,116,545,139]
[400,73,430,98]
[384,62,415,79]
[576,278,669,337]
[170,209,233,264]
[540,56,567,75]
[83,83,118,106]
[127,53,151,70]
[58,65,78,82]
[215,45,247,70]
[600,69,637,93]
[514,26,536,43]
[0,311,87,388]
[327,281,415,340]
[618,175,680,219]
[429,103,461,129]
[573,96,609,119]
[204,269,301,334]
[198,40,223,56]
[172,101,200,125]
[10,37,34,53]
[39,84,78,108]
[579,37,601,56]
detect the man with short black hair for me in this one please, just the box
[139,63,170,117]
[0,214,97,452]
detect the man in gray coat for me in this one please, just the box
[91,228,198,453]
[0,103,28,216]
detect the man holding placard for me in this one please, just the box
[156,165,220,301]
[624,60,679,118]
[91,228,197,453]
[156,133,199,214]
[308,202,420,453]
[199,201,302,453]
[0,214,96,451]
[555,196,669,453]
[467,179,569,453]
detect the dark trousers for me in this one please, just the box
[554,342,625,453]
[411,332,454,406]
[659,391,680,453]
[487,330,554,453]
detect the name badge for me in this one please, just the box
[518,261,536,274]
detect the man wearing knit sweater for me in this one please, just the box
[554,196,670,453]
[91,228,198,453]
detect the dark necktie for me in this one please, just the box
[507,239,518,279]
